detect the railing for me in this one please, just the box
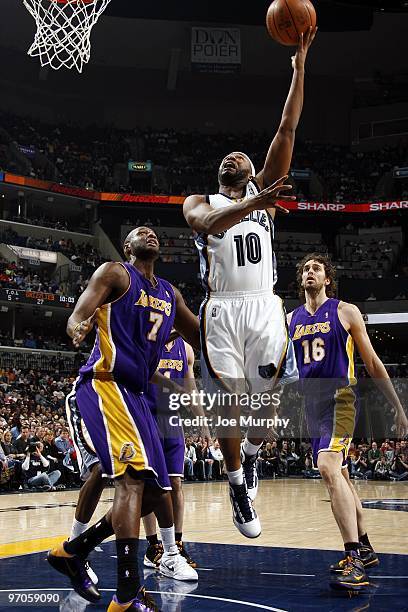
[0,345,88,373]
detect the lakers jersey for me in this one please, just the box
[145,336,188,412]
[80,262,176,393]
[195,180,277,293]
[289,298,356,386]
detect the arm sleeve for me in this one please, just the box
[40,455,50,468]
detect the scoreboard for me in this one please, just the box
[0,289,75,308]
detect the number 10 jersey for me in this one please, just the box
[195,181,277,294]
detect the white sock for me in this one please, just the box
[70,518,88,541]
[243,438,262,457]
[227,467,244,486]
[160,526,178,554]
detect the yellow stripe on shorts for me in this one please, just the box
[93,379,147,477]
[328,386,356,454]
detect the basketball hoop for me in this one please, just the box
[23,0,111,73]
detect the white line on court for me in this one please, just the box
[148,591,288,611]
[370,575,408,579]
[0,589,288,610]
[261,572,316,577]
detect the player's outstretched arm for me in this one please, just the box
[256,27,317,197]
[67,262,128,347]
[183,178,294,234]
[340,301,408,437]
[172,286,201,351]
[184,342,211,440]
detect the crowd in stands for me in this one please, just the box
[1,111,407,201]
[0,362,406,491]
[0,232,105,297]
[0,258,64,295]
[0,368,82,491]
[9,213,91,235]
[183,436,319,481]
[159,232,197,264]
[0,227,105,273]
[0,329,91,353]
[346,440,408,481]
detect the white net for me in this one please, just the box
[23,0,111,73]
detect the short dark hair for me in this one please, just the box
[296,253,337,302]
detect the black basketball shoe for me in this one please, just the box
[176,541,197,568]
[229,481,261,538]
[329,554,369,592]
[240,444,259,501]
[47,545,101,603]
[143,542,164,568]
[330,546,379,573]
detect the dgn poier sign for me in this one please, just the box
[191,27,241,74]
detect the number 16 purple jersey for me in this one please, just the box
[289,298,355,385]
[289,298,358,467]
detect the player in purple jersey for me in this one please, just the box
[143,336,199,570]
[288,253,408,592]
[48,227,200,612]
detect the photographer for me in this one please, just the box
[22,441,61,491]
[391,452,408,481]
[374,455,391,481]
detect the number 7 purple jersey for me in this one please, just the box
[79,262,176,392]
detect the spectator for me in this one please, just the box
[260,442,280,478]
[10,415,22,441]
[54,428,79,485]
[201,439,214,480]
[390,452,408,481]
[184,438,197,481]
[194,442,205,481]
[22,441,61,491]
[42,430,64,482]
[15,425,31,455]
[0,445,14,489]
[367,441,381,473]
[374,455,391,481]
[209,439,224,480]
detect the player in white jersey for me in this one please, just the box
[184,28,316,538]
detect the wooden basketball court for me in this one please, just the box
[0,479,407,610]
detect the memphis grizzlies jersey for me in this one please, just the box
[195,180,277,293]
[80,262,176,393]
[289,298,356,385]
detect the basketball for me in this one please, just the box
[266,0,317,46]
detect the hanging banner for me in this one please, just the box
[191,27,241,74]
[282,200,408,213]
[2,171,408,212]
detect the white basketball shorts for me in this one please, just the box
[199,289,298,393]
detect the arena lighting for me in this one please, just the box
[394,167,408,178]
